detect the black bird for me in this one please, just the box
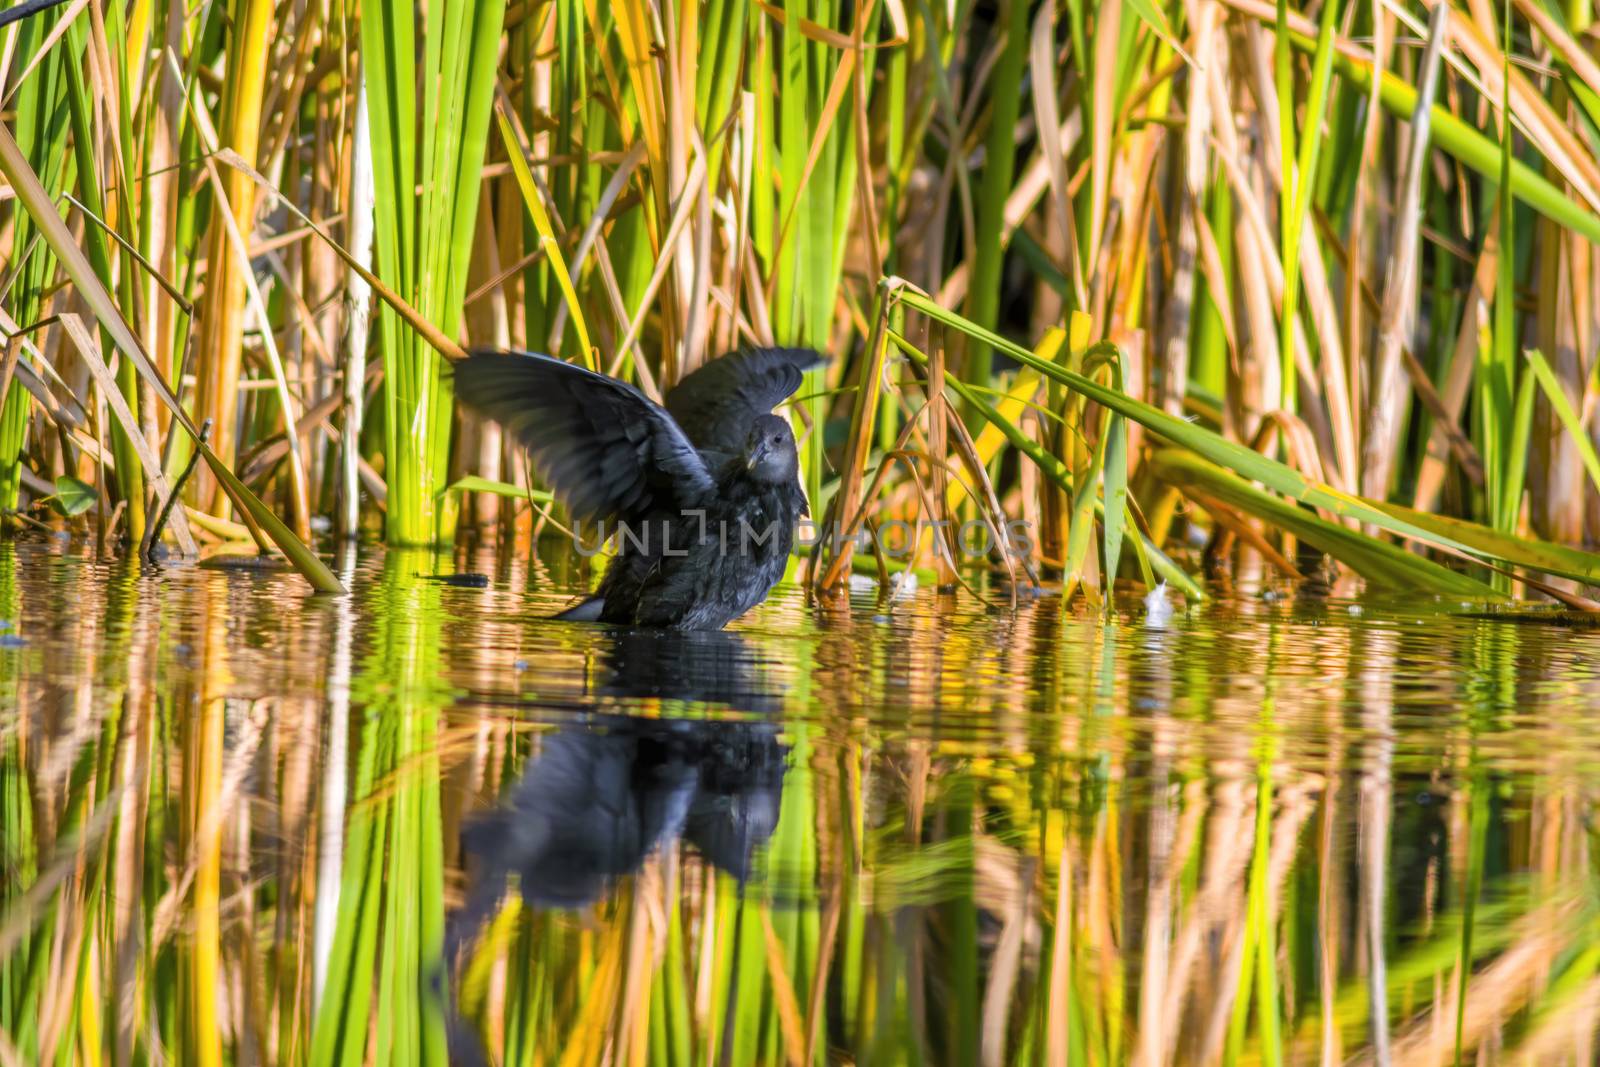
[454,347,824,629]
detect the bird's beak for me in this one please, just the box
[745,440,767,471]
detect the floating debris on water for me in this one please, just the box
[421,572,491,588]
[200,553,292,573]
[1455,609,1600,628]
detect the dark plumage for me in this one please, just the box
[454,347,823,629]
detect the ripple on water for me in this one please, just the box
[3,537,1600,1063]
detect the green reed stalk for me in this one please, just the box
[1278,0,1342,414]
[1273,0,1295,412]
[962,0,1031,402]
[0,372,29,520]
[695,0,748,193]
[763,0,861,505]
[888,289,1576,588]
[1300,38,1600,244]
[62,16,149,540]
[1192,181,1232,398]
[363,0,506,545]
[1477,2,1536,590]
[0,11,72,515]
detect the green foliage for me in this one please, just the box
[363,0,508,545]
[47,475,95,517]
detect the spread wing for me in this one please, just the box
[664,347,826,456]
[454,350,715,523]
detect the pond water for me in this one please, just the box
[2,536,1599,1065]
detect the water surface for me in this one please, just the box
[2,537,1598,1065]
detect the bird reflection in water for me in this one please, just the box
[443,629,788,1056]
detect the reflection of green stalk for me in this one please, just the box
[942,773,979,1066]
[728,879,765,1063]
[501,906,543,1064]
[765,722,820,1063]
[2,561,137,1062]
[0,548,35,1049]
[1227,631,1283,1067]
[1095,623,1123,1066]
[660,884,691,1067]
[311,552,447,1063]
[1453,766,1488,1067]
[1455,620,1510,1066]
[837,743,867,1052]
[310,700,389,1065]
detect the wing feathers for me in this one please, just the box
[664,347,826,455]
[454,351,715,524]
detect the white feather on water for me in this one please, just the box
[846,571,919,600]
[1144,580,1173,627]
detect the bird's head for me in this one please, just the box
[743,414,798,484]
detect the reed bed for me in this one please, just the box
[1,0,1600,603]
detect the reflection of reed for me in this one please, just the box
[1358,625,1395,1067]
[2,552,1599,1065]
[312,544,357,1010]
[315,551,451,1064]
